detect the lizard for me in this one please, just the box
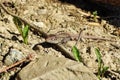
[46,31,116,44]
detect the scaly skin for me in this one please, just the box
[46,32,116,44]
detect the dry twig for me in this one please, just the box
[0,53,34,73]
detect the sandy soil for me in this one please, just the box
[0,0,120,80]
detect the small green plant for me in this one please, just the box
[72,46,82,62]
[92,11,98,22]
[13,16,29,44]
[95,48,109,80]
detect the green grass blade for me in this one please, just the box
[22,25,29,38]
[101,66,109,77]
[13,16,29,44]
[72,46,82,62]
[95,48,102,66]
[13,16,23,34]
[22,24,29,44]
[95,48,109,80]
[95,48,102,78]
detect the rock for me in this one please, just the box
[16,54,98,80]
[4,49,25,66]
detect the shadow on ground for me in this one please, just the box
[58,0,120,27]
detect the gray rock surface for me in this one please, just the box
[16,54,98,80]
[4,49,25,66]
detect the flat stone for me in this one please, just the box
[16,54,98,80]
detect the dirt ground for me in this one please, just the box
[0,0,120,80]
